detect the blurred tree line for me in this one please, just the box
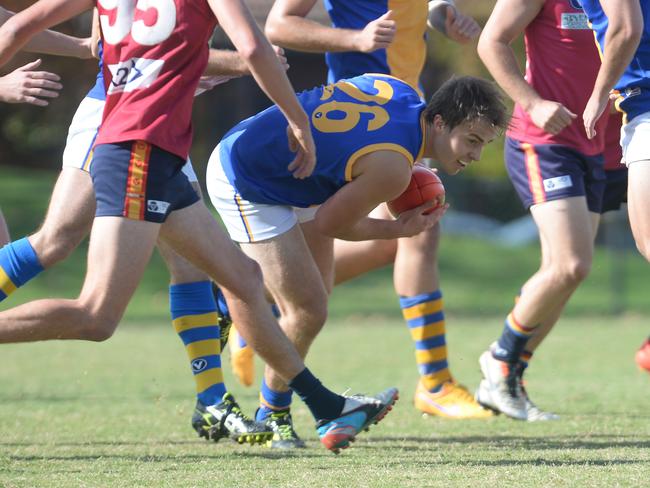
[0,0,527,221]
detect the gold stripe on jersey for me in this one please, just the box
[385,0,428,95]
[344,143,414,182]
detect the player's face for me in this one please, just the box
[433,117,498,175]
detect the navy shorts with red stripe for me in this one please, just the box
[601,168,628,214]
[90,141,199,223]
[505,136,606,212]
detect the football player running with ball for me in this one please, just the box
[218,2,489,449]
[206,74,508,447]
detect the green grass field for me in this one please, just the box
[1,167,649,486]
[0,317,648,487]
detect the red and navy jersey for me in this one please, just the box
[507,0,608,156]
[94,0,217,159]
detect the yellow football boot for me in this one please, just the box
[414,380,493,419]
[229,326,255,387]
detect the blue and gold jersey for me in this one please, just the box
[219,74,426,207]
[324,0,428,92]
[580,0,650,122]
[87,40,105,101]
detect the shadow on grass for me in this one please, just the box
[359,434,650,451]
[5,451,323,463]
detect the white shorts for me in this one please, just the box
[621,111,650,166]
[61,96,198,182]
[206,144,318,243]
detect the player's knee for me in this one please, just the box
[282,290,328,336]
[81,312,120,342]
[229,257,265,300]
[553,258,592,287]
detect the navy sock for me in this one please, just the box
[493,313,534,363]
[289,368,345,421]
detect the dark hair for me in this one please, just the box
[423,76,509,132]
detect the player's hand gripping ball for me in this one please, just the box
[387,166,445,217]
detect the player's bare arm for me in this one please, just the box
[583,0,643,139]
[204,46,287,77]
[315,151,443,241]
[0,6,92,59]
[265,0,395,53]
[478,0,576,135]
[209,0,315,179]
[0,0,93,67]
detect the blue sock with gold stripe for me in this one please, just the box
[400,290,451,393]
[171,281,226,406]
[255,378,293,421]
[0,237,44,302]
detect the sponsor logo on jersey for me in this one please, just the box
[147,199,171,214]
[543,175,573,192]
[191,358,208,373]
[106,58,164,94]
[560,12,589,30]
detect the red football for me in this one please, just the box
[387,166,445,217]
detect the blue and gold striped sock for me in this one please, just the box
[400,290,451,393]
[171,281,226,406]
[0,237,44,302]
[255,378,293,421]
[493,312,536,364]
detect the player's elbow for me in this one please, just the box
[477,32,498,66]
[0,16,20,45]
[264,17,285,45]
[611,14,643,49]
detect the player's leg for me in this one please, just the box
[0,95,101,302]
[0,168,93,302]
[333,204,397,285]
[241,225,328,407]
[394,219,491,419]
[160,200,398,452]
[29,168,95,267]
[626,161,650,260]
[478,140,603,420]
[244,213,334,449]
[0,216,159,342]
[159,238,272,444]
[158,171,271,445]
[203,155,398,451]
[479,197,596,419]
